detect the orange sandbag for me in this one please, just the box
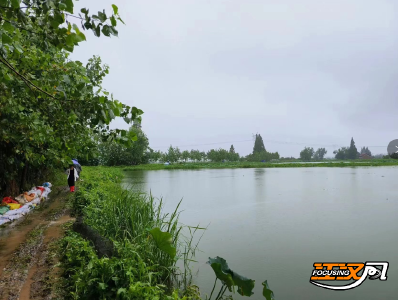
[23,192,35,202]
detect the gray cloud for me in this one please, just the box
[71,0,398,157]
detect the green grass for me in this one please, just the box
[62,167,203,300]
[123,159,398,171]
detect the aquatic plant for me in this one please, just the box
[206,257,274,300]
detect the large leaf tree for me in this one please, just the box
[0,1,142,195]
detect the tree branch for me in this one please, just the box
[0,55,81,102]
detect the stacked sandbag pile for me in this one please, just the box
[0,182,52,226]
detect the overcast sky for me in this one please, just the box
[70,0,398,157]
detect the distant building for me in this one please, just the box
[359,153,372,159]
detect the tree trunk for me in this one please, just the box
[5,179,19,197]
[20,162,29,193]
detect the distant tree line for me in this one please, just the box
[299,137,377,161]
[150,145,240,163]
[81,132,386,166]
[299,147,327,161]
[79,132,285,165]
[139,134,280,164]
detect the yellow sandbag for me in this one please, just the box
[8,203,21,210]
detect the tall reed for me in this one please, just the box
[78,167,204,292]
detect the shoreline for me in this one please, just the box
[123,159,398,171]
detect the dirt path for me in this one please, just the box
[0,186,74,300]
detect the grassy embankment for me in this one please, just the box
[59,167,202,300]
[123,159,398,171]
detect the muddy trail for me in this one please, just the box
[0,186,74,300]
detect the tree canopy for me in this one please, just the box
[0,1,142,195]
[313,148,327,160]
[333,138,360,160]
[299,147,314,161]
[348,137,358,159]
[229,144,235,154]
[360,146,372,156]
[207,148,239,162]
[253,134,266,154]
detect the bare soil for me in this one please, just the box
[0,186,74,300]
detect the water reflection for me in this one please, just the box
[254,168,268,232]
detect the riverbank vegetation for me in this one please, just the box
[60,167,203,299]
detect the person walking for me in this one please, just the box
[66,164,79,192]
[72,158,82,176]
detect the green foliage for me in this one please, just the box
[82,127,151,166]
[189,149,202,162]
[149,227,177,259]
[0,1,122,55]
[333,137,360,160]
[207,148,240,162]
[245,135,279,162]
[163,146,181,163]
[348,137,358,159]
[246,151,279,162]
[61,231,171,300]
[64,167,203,299]
[360,146,372,156]
[313,148,327,160]
[148,149,163,163]
[207,256,270,299]
[253,134,266,154]
[262,281,275,300]
[208,257,234,292]
[229,145,235,154]
[299,147,314,161]
[333,147,349,160]
[181,150,190,162]
[0,1,142,194]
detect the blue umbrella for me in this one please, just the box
[72,159,79,165]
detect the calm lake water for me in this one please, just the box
[123,167,398,300]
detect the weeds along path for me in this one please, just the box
[0,186,74,300]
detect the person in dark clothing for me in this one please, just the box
[66,164,79,192]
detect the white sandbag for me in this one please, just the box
[1,180,52,226]
[0,218,10,225]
